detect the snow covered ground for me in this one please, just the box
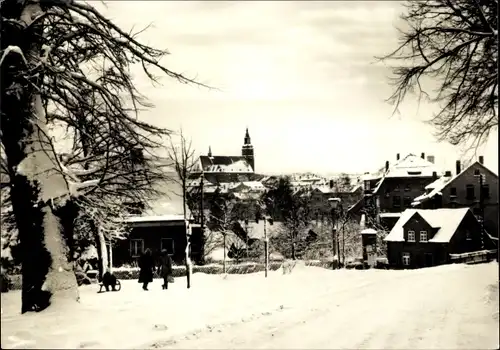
[1,262,498,349]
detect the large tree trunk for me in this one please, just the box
[97,228,109,278]
[1,0,79,313]
[90,221,104,281]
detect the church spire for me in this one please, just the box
[241,127,254,172]
[208,145,212,157]
[244,127,251,145]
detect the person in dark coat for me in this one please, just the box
[138,249,154,291]
[158,249,173,290]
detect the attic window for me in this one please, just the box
[474,169,480,176]
[407,171,422,175]
[450,187,457,197]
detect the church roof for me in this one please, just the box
[199,156,253,173]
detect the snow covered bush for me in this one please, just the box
[112,262,284,280]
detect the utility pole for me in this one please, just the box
[264,218,269,278]
[245,219,249,259]
[200,174,204,263]
[479,173,485,250]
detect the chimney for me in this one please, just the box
[427,155,435,164]
[329,179,334,189]
[479,156,484,165]
[444,170,452,177]
[455,160,461,175]
[396,153,400,161]
[421,152,425,159]
[432,171,437,179]
[385,161,389,172]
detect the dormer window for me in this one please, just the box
[408,230,415,242]
[420,231,428,243]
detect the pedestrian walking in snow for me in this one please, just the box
[138,249,154,291]
[158,249,173,290]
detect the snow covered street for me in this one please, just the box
[1,262,498,349]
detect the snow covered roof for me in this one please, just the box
[361,228,377,235]
[241,181,266,190]
[384,154,442,179]
[379,212,402,218]
[412,161,498,206]
[199,156,253,173]
[384,208,471,243]
[124,215,186,223]
[370,154,443,195]
[312,186,335,194]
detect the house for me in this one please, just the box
[309,181,363,217]
[384,208,496,269]
[412,157,498,237]
[350,153,442,230]
[113,215,203,266]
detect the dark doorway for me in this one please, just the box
[424,253,434,267]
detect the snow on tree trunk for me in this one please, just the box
[108,242,113,274]
[90,221,104,281]
[97,228,109,277]
[1,1,79,313]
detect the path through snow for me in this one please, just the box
[1,262,498,349]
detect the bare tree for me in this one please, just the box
[263,177,312,260]
[1,0,206,313]
[167,129,198,218]
[379,0,498,149]
[167,129,199,288]
[207,189,238,273]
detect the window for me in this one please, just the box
[466,184,475,200]
[161,238,175,255]
[404,184,411,192]
[408,230,416,242]
[482,184,490,199]
[420,231,428,243]
[450,187,457,197]
[403,196,412,208]
[364,181,371,191]
[465,230,471,240]
[393,196,401,208]
[402,252,410,266]
[394,185,400,192]
[130,239,144,257]
[474,169,480,176]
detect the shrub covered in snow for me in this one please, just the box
[112,262,284,280]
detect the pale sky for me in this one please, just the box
[99,1,497,175]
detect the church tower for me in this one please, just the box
[241,128,255,172]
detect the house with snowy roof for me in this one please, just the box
[349,153,442,230]
[412,156,498,237]
[384,208,496,269]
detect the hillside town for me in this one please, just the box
[100,127,499,272]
